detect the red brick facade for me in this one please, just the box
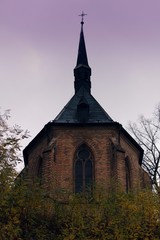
[24,123,150,194]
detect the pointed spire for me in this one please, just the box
[76,12,89,66]
[74,12,91,94]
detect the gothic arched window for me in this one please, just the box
[125,157,131,192]
[74,144,94,193]
[37,156,43,183]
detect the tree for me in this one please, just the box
[57,190,160,239]
[129,104,160,191]
[0,109,29,239]
[0,109,29,187]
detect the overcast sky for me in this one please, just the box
[1,0,160,169]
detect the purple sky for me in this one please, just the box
[1,0,160,170]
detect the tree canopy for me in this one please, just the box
[0,109,29,185]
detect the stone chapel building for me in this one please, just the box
[23,19,150,194]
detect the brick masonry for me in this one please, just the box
[26,123,151,194]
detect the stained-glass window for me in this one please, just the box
[74,144,94,193]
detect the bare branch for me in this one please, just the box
[128,104,160,188]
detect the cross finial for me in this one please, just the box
[79,11,87,25]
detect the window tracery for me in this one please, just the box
[74,144,94,193]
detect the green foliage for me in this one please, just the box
[1,183,160,240]
[0,109,28,186]
[56,190,160,240]
[0,109,29,239]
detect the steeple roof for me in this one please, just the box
[74,18,91,93]
[54,16,113,124]
[76,23,89,67]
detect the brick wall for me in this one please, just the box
[26,124,150,194]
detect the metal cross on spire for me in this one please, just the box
[79,11,87,25]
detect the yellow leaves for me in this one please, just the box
[0,183,160,239]
[63,234,76,240]
[62,189,160,240]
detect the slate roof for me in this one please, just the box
[76,24,89,67]
[53,86,113,124]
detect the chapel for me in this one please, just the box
[23,17,150,195]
